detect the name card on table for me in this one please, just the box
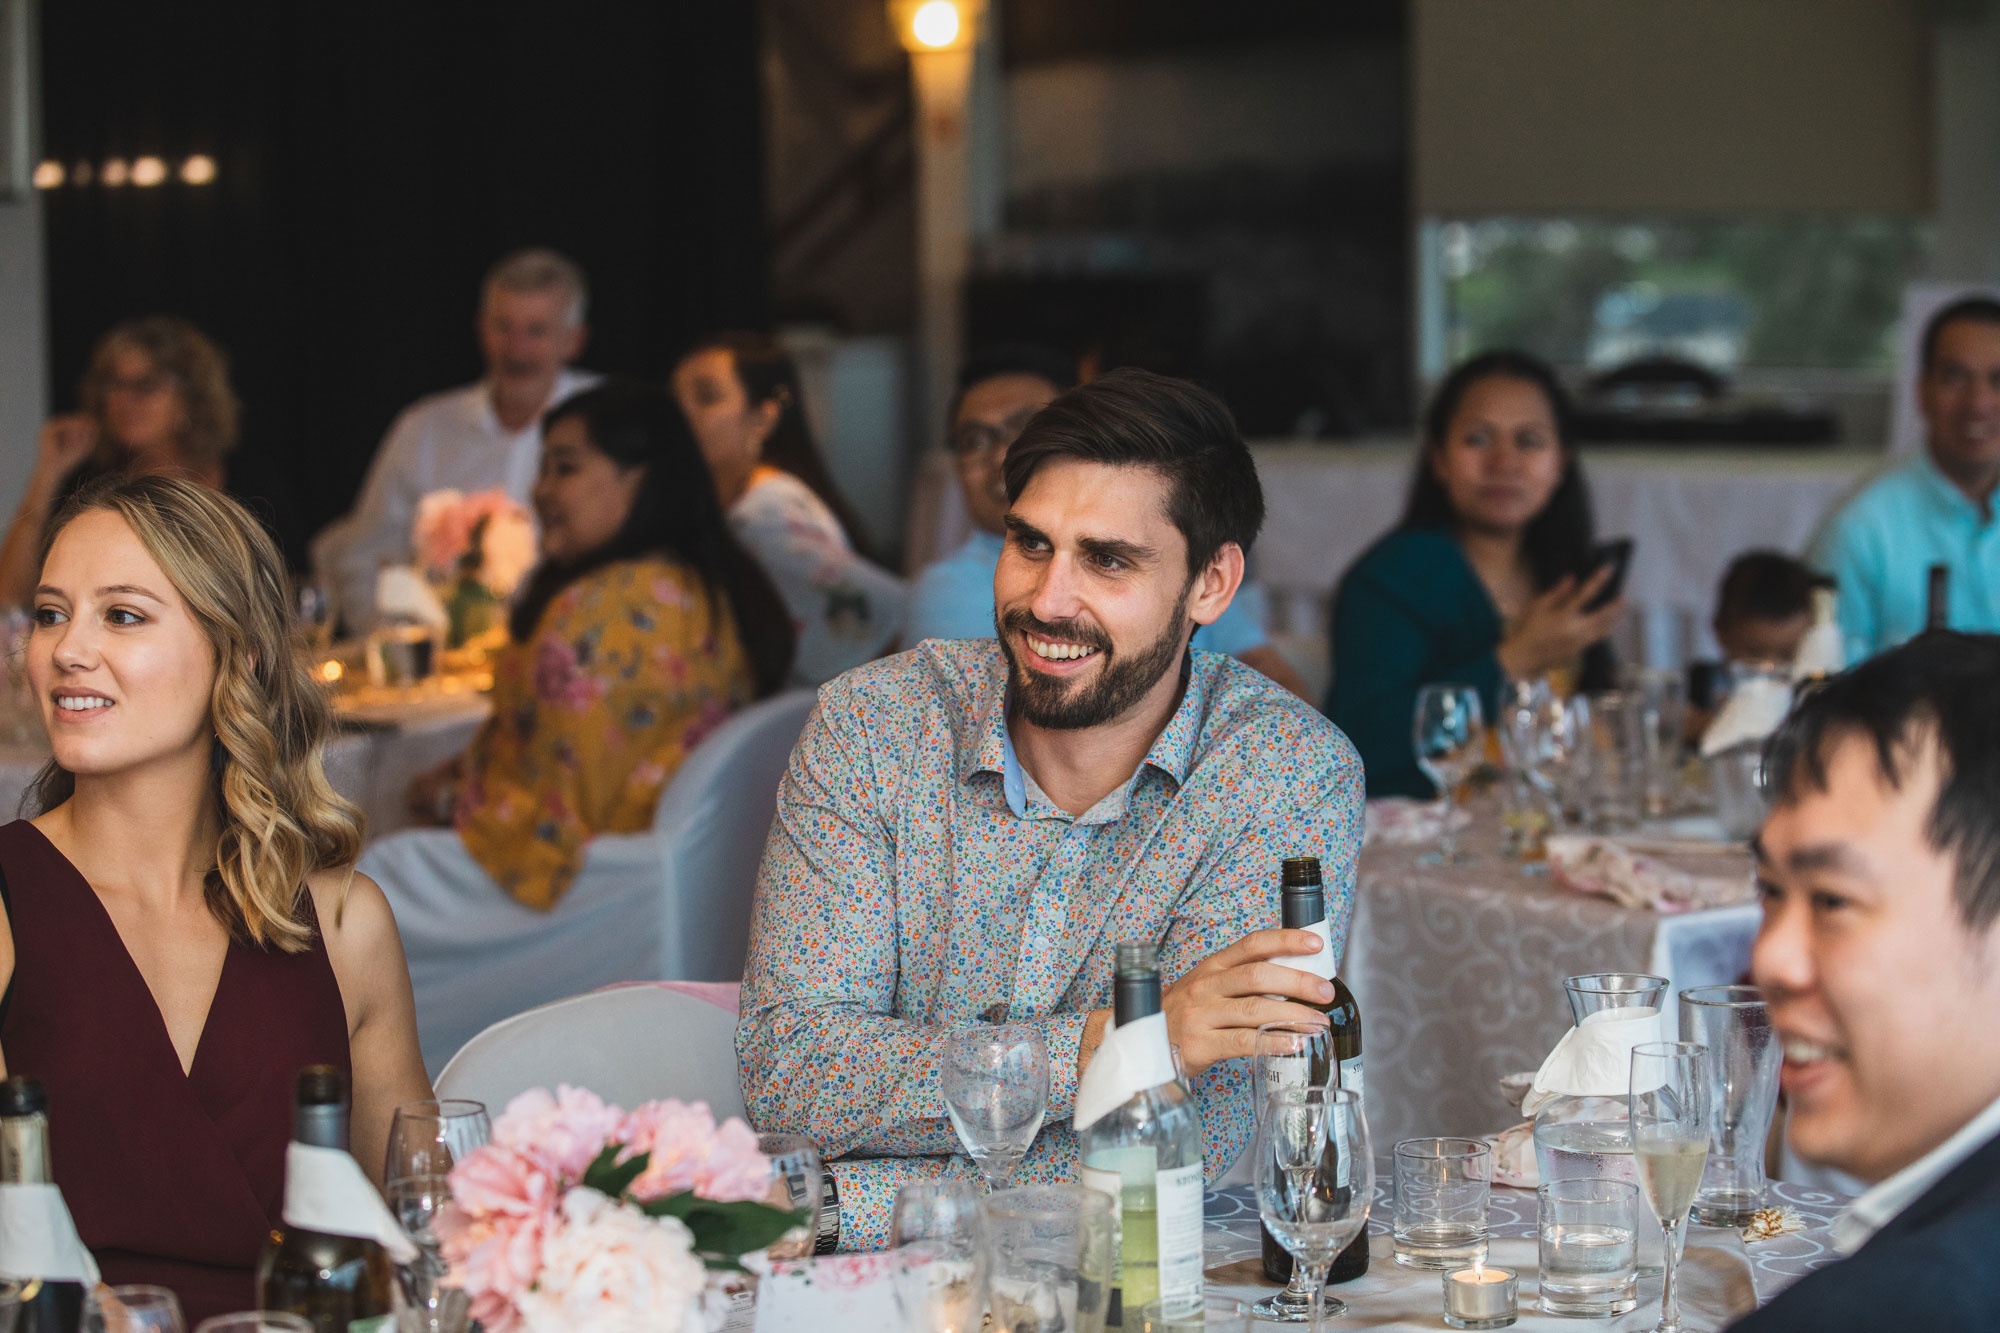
[750,1251,904,1333]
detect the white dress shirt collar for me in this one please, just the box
[1831,1091,2000,1255]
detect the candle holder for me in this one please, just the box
[1443,1265,1518,1329]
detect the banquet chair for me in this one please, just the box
[361,688,817,1074]
[434,982,747,1122]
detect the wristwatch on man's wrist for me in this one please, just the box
[813,1170,841,1254]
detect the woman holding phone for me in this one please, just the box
[1324,350,1624,796]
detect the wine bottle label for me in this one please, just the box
[1268,917,1335,980]
[1338,1056,1364,1104]
[1154,1162,1206,1312]
[1261,1052,1310,1107]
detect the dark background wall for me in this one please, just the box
[39,1,771,565]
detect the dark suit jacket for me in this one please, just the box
[1729,1127,2000,1332]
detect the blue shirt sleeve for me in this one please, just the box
[1192,581,1270,656]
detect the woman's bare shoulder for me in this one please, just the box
[304,868,402,955]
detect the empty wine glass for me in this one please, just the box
[1413,683,1485,863]
[943,1026,1049,1191]
[1251,1023,1335,1323]
[384,1098,491,1180]
[388,1173,470,1333]
[759,1132,826,1259]
[891,1179,989,1333]
[1255,1087,1373,1333]
[1630,1041,1711,1333]
[82,1286,185,1333]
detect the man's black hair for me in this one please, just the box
[1716,550,1816,628]
[1764,631,2000,930]
[1001,367,1264,573]
[949,343,1077,426]
[1920,296,2000,375]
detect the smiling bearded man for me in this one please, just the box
[735,368,1366,1251]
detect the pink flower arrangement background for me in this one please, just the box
[436,1085,803,1333]
[413,488,538,597]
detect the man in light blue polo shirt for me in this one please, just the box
[911,347,1312,697]
[1810,296,2000,658]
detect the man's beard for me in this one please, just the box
[997,590,1190,731]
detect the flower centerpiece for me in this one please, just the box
[412,488,537,650]
[438,1086,805,1333]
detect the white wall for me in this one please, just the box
[0,192,45,520]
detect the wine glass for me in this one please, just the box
[1251,1023,1335,1323]
[759,1132,826,1259]
[388,1173,470,1333]
[943,1026,1049,1191]
[1413,683,1485,863]
[82,1286,186,1333]
[384,1098,491,1179]
[1630,1041,1712,1333]
[891,1179,989,1333]
[1255,1087,1373,1333]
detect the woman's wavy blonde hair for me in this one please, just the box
[80,316,241,467]
[28,475,360,952]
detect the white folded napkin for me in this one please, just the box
[1546,835,1752,913]
[1074,1010,1179,1132]
[373,565,448,630]
[1363,798,1472,847]
[1521,1005,1665,1118]
[1487,1121,1538,1189]
[0,1182,100,1283]
[1793,618,1844,682]
[281,1143,420,1264]
[1700,674,1794,757]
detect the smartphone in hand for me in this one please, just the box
[1581,537,1634,612]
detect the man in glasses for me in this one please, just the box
[909,346,1311,698]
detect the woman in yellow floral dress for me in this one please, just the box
[408,380,795,910]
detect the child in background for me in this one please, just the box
[1687,550,1820,735]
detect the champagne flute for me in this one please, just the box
[943,1026,1049,1191]
[1630,1041,1711,1333]
[81,1286,186,1333]
[384,1098,491,1179]
[1251,1023,1335,1323]
[1255,1087,1373,1333]
[1413,683,1485,863]
[891,1179,989,1333]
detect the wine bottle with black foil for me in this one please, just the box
[1259,856,1370,1290]
[1927,563,1951,631]
[256,1067,395,1333]
[1078,941,1205,1327]
[1,1077,87,1333]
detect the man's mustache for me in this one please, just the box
[999,608,1112,654]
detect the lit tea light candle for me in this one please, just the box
[1443,1264,1518,1329]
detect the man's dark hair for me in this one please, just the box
[1920,296,2000,375]
[1716,550,1816,628]
[1764,631,2000,930]
[1001,367,1264,573]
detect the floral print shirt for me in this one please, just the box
[456,556,753,911]
[735,638,1365,1249]
[729,470,906,688]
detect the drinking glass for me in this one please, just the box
[193,1316,315,1333]
[891,1179,988,1333]
[384,1098,491,1180]
[1584,690,1645,830]
[1629,1041,1711,1333]
[1626,668,1687,817]
[1255,1086,1373,1333]
[982,1185,1115,1333]
[1251,1023,1335,1322]
[1413,683,1485,863]
[1391,1137,1490,1269]
[1138,1293,1252,1332]
[1537,1178,1640,1317]
[943,1025,1049,1191]
[1497,678,1559,858]
[388,1172,470,1333]
[1679,985,1783,1225]
[759,1132,826,1260]
[82,1286,185,1333]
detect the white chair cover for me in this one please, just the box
[434,982,747,1123]
[362,689,816,1073]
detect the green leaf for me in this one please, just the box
[636,1192,809,1258]
[583,1146,651,1199]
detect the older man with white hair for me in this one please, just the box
[318,248,600,627]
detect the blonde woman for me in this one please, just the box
[0,317,248,607]
[0,476,430,1325]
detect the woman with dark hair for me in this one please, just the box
[672,333,906,685]
[1325,351,1624,796]
[402,380,795,909]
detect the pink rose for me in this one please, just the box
[622,1100,773,1204]
[437,1144,561,1333]
[515,1187,707,1333]
[493,1085,630,1181]
[531,638,606,712]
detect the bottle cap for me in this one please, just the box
[1282,857,1322,887]
[0,1076,46,1117]
[296,1065,349,1108]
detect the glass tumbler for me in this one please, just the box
[1679,984,1783,1226]
[1583,690,1644,830]
[982,1185,1115,1333]
[1537,1179,1640,1317]
[1392,1137,1490,1269]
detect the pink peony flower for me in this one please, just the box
[436,1144,561,1333]
[479,504,539,597]
[622,1100,773,1204]
[414,489,476,574]
[515,1187,708,1333]
[532,638,607,711]
[492,1085,630,1181]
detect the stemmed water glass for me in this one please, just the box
[385,1098,492,1179]
[891,1179,989,1333]
[385,1099,490,1333]
[1255,1087,1373,1333]
[943,1026,1049,1191]
[1251,1023,1335,1323]
[1413,683,1485,863]
[1630,1041,1712,1333]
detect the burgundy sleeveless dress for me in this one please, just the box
[0,820,352,1325]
